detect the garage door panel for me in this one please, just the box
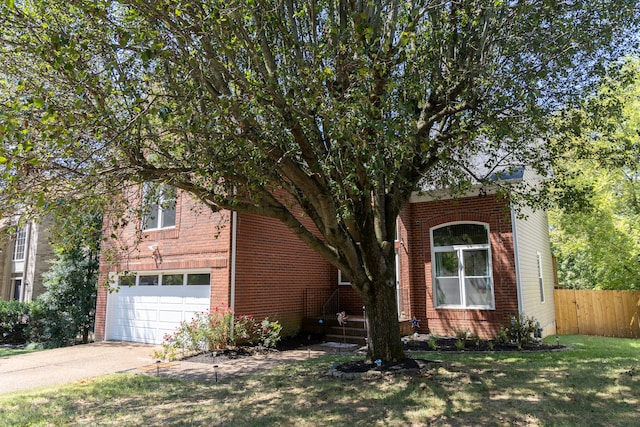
[135,308,159,321]
[136,295,160,303]
[106,284,210,344]
[157,309,184,323]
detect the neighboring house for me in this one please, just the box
[94,171,556,345]
[0,217,55,302]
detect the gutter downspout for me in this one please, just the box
[230,211,238,312]
[229,211,238,341]
[511,208,524,314]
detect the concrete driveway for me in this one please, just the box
[0,342,158,394]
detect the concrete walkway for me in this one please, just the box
[0,342,354,394]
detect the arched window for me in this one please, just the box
[431,223,494,309]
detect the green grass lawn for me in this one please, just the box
[0,347,38,358]
[0,335,638,426]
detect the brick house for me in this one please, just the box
[95,170,556,344]
[0,217,55,302]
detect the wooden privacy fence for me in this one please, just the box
[554,289,640,338]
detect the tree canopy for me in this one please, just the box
[549,58,640,290]
[1,1,638,360]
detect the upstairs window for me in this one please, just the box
[142,183,176,230]
[432,223,494,309]
[12,225,27,261]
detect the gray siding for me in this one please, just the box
[513,204,557,337]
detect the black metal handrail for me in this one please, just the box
[322,288,339,323]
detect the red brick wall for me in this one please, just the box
[401,194,519,339]
[233,213,335,336]
[95,188,232,341]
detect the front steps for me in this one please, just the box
[302,315,414,346]
[303,315,367,346]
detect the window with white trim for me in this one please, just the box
[338,270,350,286]
[537,252,545,303]
[118,271,210,287]
[432,223,494,309]
[142,183,176,230]
[12,226,27,261]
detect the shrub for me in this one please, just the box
[498,314,541,348]
[0,301,31,343]
[258,318,283,348]
[154,305,283,361]
[27,300,83,349]
[427,334,437,350]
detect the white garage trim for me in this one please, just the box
[105,270,211,344]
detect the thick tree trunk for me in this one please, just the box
[361,279,405,361]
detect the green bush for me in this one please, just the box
[0,300,32,343]
[154,304,283,361]
[257,318,283,348]
[498,314,541,348]
[27,300,77,348]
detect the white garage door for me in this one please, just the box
[105,272,211,344]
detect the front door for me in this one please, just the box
[12,278,22,301]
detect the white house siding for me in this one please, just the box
[513,204,557,337]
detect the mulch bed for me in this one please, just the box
[402,334,563,352]
[184,333,326,364]
[184,333,565,373]
[331,334,565,376]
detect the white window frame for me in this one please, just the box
[537,252,545,303]
[431,222,495,310]
[12,225,27,261]
[338,270,350,286]
[142,183,177,231]
[117,270,211,287]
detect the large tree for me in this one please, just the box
[30,208,102,347]
[0,1,637,360]
[548,58,640,290]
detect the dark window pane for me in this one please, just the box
[187,274,210,286]
[433,224,488,246]
[435,251,459,277]
[119,275,136,287]
[139,275,159,286]
[463,249,489,276]
[163,274,184,286]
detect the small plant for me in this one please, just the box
[427,334,438,350]
[455,339,466,351]
[498,314,541,348]
[496,328,508,343]
[454,329,469,341]
[258,318,283,348]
